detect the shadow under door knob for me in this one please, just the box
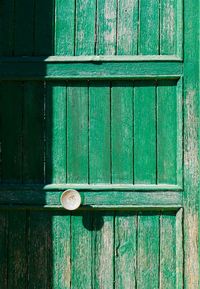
[60,189,81,211]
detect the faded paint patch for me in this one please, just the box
[185,211,199,288]
[162,1,175,44]
[185,89,199,188]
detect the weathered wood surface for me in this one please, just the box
[46,83,67,183]
[0,210,182,288]
[0,80,182,187]
[184,0,200,287]
[0,0,182,56]
[0,60,182,79]
[71,213,92,289]
[67,82,88,183]
[0,0,198,288]
[89,82,111,184]
[0,190,182,208]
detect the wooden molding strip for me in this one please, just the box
[0,55,182,62]
[0,190,182,208]
[0,184,182,191]
[0,60,182,80]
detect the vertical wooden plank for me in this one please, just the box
[176,78,183,188]
[184,0,200,286]
[34,0,54,55]
[67,82,88,183]
[137,213,159,289]
[52,212,71,289]
[157,80,177,184]
[55,0,75,55]
[0,81,23,183]
[89,82,110,184]
[28,211,52,289]
[176,0,183,58]
[71,213,91,289]
[0,0,15,55]
[97,0,117,55]
[112,82,133,184]
[134,81,156,184]
[0,211,8,289]
[14,0,34,55]
[23,82,44,184]
[160,0,177,55]
[115,213,137,289]
[75,0,96,55]
[46,82,67,184]
[7,211,27,289]
[176,209,183,289]
[117,0,138,55]
[93,212,114,289]
[139,0,159,55]
[160,213,176,289]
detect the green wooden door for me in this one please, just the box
[0,0,199,288]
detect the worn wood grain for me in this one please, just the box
[176,0,183,58]
[89,81,111,183]
[93,212,114,289]
[55,0,75,55]
[76,0,96,55]
[67,82,88,183]
[112,81,133,183]
[176,208,183,289]
[97,0,117,55]
[157,80,177,184]
[134,81,156,184]
[184,0,200,284]
[139,0,159,54]
[51,212,71,289]
[46,82,67,183]
[160,213,176,288]
[71,213,92,289]
[115,212,137,289]
[137,213,159,289]
[117,0,138,55]
[160,0,176,55]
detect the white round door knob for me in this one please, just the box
[60,189,81,211]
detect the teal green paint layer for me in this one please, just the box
[46,82,67,183]
[0,0,181,56]
[89,82,111,183]
[0,210,182,288]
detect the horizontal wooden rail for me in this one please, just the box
[0,57,182,79]
[0,55,182,62]
[0,190,182,209]
[0,184,182,191]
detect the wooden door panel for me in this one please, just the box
[0,79,182,188]
[0,0,198,288]
[0,0,182,56]
[0,81,45,184]
[0,209,183,289]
